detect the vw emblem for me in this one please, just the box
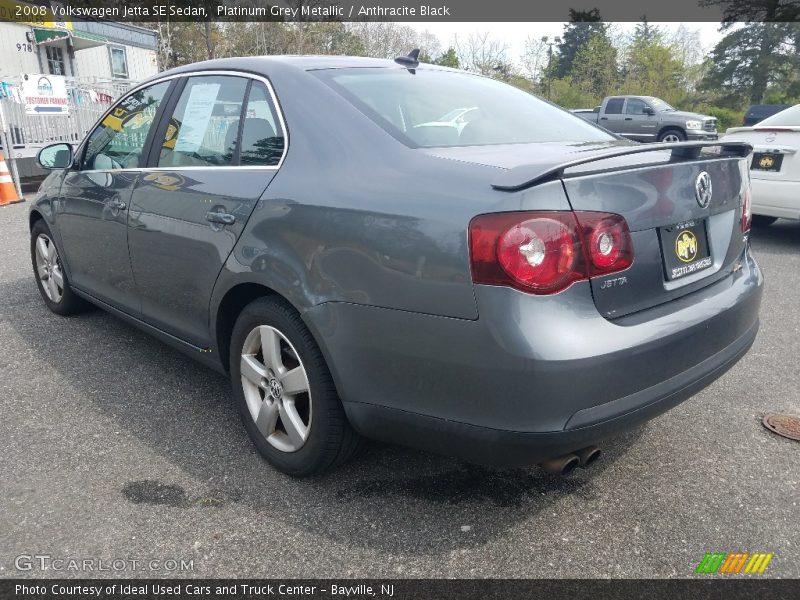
[695,171,712,209]
[268,378,283,399]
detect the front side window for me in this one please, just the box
[46,46,65,76]
[82,81,171,170]
[110,47,128,79]
[625,98,648,115]
[316,68,613,148]
[157,76,248,168]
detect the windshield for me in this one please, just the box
[315,68,615,148]
[647,97,676,112]
[758,104,800,127]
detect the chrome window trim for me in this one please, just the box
[76,69,289,174]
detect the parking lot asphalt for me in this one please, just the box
[0,199,798,579]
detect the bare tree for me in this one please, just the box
[456,31,509,76]
[520,35,548,83]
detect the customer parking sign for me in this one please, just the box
[21,74,69,116]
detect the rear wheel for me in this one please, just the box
[230,296,364,476]
[752,215,778,227]
[30,220,86,315]
[658,128,686,143]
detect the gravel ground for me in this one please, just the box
[1,199,797,579]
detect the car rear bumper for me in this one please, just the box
[304,246,762,466]
[751,177,800,220]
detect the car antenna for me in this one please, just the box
[394,49,420,73]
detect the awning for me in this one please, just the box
[70,30,108,51]
[31,27,108,50]
[32,27,70,46]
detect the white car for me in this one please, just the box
[723,104,800,226]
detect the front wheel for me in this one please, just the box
[658,129,687,143]
[230,296,364,476]
[30,220,86,315]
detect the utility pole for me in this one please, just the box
[541,36,561,100]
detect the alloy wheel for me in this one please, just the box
[34,234,64,303]
[661,133,682,143]
[240,325,312,453]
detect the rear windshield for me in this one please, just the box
[758,104,800,127]
[314,68,614,148]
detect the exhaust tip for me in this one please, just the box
[539,453,580,476]
[575,445,602,468]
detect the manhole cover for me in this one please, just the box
[762,413,800,442]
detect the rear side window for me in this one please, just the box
[759,104,799,127]
[158,75,248,168]
[83,81,170,170]
[605,98,624,114]
[315,68,613,148]
[238,82,285,166]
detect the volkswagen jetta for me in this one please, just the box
[30,55,763,476]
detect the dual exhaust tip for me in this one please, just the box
[539,445,601,475]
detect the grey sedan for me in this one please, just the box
[30,55,763,476]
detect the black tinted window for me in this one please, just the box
[316,68,612,148]
[605,98,624,114]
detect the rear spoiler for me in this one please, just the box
[491,141,753,192]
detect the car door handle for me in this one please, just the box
[625,117,633,120]
[600,117,608,120]
[109,199,127,210]
[206,211,236,225]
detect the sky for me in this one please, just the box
[403,22,726,67]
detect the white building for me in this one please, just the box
[0,2,160,180]
[0,10,159,85]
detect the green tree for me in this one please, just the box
[434,48,460,68]
[622,20,685,103]
[553,9,608,79]
[570,32,619,99]
[701,22,800,106]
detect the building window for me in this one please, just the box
[46,46,65,76]
[110,47,128,79]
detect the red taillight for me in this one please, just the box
[741,182,752,233]
[577,213,634,276]
[469,211,633,295]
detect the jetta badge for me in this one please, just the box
[695,171,712,208]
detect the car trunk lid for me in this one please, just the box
[562,153,750,319]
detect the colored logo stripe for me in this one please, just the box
[697,552,773,574]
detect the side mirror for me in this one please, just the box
[593,106,601,113]
[37,143,73,170]
[643,106,655,116]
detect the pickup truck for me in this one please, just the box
[573,96,718,143]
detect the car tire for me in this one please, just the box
[230,296,365,476]
[751,215,778,227]
[30,220,87,316]
[658,128,687,143]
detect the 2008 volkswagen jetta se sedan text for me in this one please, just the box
[29,54,763,476]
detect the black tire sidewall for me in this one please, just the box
[659,128,687,142]
[30,220,80,315]
[230,297,341,476]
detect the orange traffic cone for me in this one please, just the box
[0,152,23,206]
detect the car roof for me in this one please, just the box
[256,55,403,70]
